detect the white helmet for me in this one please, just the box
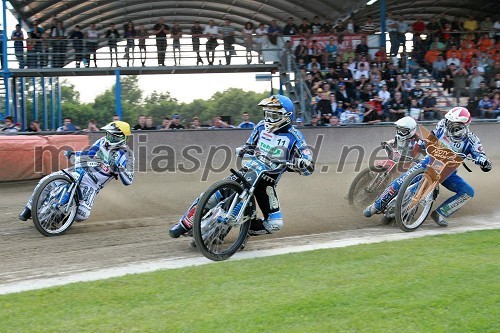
[101,121,131,148]
[394,116,417,142]
[444,107,471,142]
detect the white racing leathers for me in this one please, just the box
[26,138,134,221]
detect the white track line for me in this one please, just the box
[1,218,499,295]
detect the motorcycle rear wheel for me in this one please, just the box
[193,179,252,261]
[348,166,393,209]
[32,175,78,236]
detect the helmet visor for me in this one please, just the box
[264,108,284,123]
[106,132,125,144]
[396,126,411,137]
[446,122,466,139]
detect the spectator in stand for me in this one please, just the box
[386,14,400,57]
[463,15,478,33]
[443,63,457,94]
[190,117,203,129]
[412,16,426,43]
[491,93,500,117]
[387,91,407,121]
[468,69,485,104]
[298,18,311,36]
[476,81,491,100]
[490,72,500,92]
[57,117,79,132]
[426,16,442,42]
[429,37,446,52]
[336,82,353,109]
[480,16,493,35]
[169,114,185,129]
[341,45,356,63]
[315,91,334,120]
[363,99,385,123]
[221,19,236,65]
[170,21,182,65]
[378,84,391,108]
[310,16,322,35]
[50,19,67,68]
[294,38,308,64]
[69,25,84,68]
[105,23,120,67]
[295,117,304,126]
[27,120,42,132]
[254,22,268,63]
[354,63,370,83]
[431,54,448,82]
[338,62,355,95]
[340,104,362,124]
[1,116,21,132]
[112,114,121,122]
[29,19,44,68]
[308,40,324,66]
[408,98,423,120]
[421,89,440,120]
[11,24,25,69]
[478,94,494,119]
[283,17,299,36]
[142,116,156,130]
[361,16,377,34]
[210,116,234,129]
[424,44,442,72]
[322,19,334,34]
[450,64,469,105]
[307,57,322,71]
[123,21,136,67]
[374,46,388,63]
[369,65,382,90]
[242,21,254,64]
[323,37,339,68]
[359,83,377,102]
[152,17,169,66]
[412,34,427,66]
[157,117,171,129]
[477,33,493,54]
[85,23,99,68]
[237,112,255,129]
[355,36,370,60]
[446,50,461,68]
[137,24,148,67]
[133,115,146,130]
[84,120,99,132]
[382,62,399,92]
[397,16,409,53]
[402,73,416,97]
[304,114,322,127]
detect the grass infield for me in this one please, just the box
[1,230,499,333]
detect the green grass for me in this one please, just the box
[1,230,499,333]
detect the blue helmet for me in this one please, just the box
[258,94,295,132]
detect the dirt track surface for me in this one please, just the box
[1,162,499,289]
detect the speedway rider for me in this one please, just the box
[382,116,422,163]
[169,94,314,239]
[19,121,135,222]
[363,107,492,226]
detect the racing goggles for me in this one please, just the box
[106,131,125,143]
[446,121,466,138]
[264,107,285,123]
[396,126,411,137]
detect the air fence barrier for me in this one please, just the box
[1,122,498,182]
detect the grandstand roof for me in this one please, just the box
[9,0,500,36]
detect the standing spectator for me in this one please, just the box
[298,18,311,36]
[157,117,171,130]
[168,114,185,129]
[294,38,308,64]
[191,21,204,65]
[133,115,146,130]
[468,68,485,105]
[412,16,426,42]
[267,19,282,47]
[322,19,334,34]
[203,20,219,65]
[237,112,255,129]
[40,31,50,67]
[426,16,442,42]
[310,16,322,35]
[1,116,21,132]
[463,15,478,33]
[143,116,156,130]
[105,23,120,67]
[123,21,136,67]
[387,91,407,121]
[478,94,494,119]
[361,16,377,34]
[242,21,254,64]
[83,120,99,132]
[323,37,338,68]
[397,17,409,53]
[85,23,99,67]
[221,19,236,65]
[11,24,25,68]
[152,17,169,66]
[254,23,268,63]
[50,19,67,68]
[56,117,78,132]
[431,54,447,82]
[189,117,202,129]
[69,25,84,68]
[29,19,44,68]
[407,98,423,120]
[409,80,425,103]
[386,14,399,57]
[171,21,182,65]
[27,120,42,132]
[137,24,148,66]
[210,116,233,129]
[26,38,36,68]
[479,16,493,34]
[451,64,469,106]
[282,17,299,36]
[421,89,440,120]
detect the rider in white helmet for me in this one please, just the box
[19,121,135,222]
[364,107,492,226]
[383,116,421,162]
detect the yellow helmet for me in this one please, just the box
[101,121,131,147]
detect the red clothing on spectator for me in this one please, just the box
[412,21,426,34]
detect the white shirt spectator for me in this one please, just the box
[254,26,268,45]
[446,57,461,67]
[203,25,219,38]
[386,19,398,32]
[354,69,370,81]
[378,89,391,104]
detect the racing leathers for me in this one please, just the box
[23,137,134,222]
[371,120,491,218]
[170,120,314,237]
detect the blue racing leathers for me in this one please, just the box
[373,120,490,218]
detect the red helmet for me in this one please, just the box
[444,107,471,142]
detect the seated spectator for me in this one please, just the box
[355,36,370,59]
[341,46,356,63]
[326,116,341,127]
[304,114,323,127]
[237,112,255,129]
[307,57,322,71]
[478,94,494,119]
[315,91,334,119]
[451,64,469,105]
[363,100,385,124]
[83,119,99,132]
[424,44,442,71]
[377,84,391,107]
[477,33,494,53]
[387,91,407,121]
[336,82,353,108]
[143,116,157,130]
[294,39,308,63]
[409,80,425,104]
[324,67,338,85]
[446,51,461,68]
[359,83,378,102]
[421,89,440,120]
[168,114,185,129]
[27,120,42,132]
[190,117,203,129]
[431,54,448,82]
[408,98,423,120]
[463,15,478,33]
[1,116,21,132]
[133,115,146,130]
[340,105,363,125]
[157,117,171,129]
[323,37,338,67]
[210,116,233,129]
[402,73,416,97]
[374,47,388,62]
[295,117,304,127]
[354,63,370,82]
[56,117,79,132]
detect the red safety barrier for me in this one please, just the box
[0,135,90,182]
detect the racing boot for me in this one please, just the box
[248,218,272,236]
[363,204,380,218]
[431,210,448,227]
[18,207,32,221]
[169,206,195,238]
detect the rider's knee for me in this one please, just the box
[461,184,474,198]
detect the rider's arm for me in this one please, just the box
[468,134,492,172]
[113,148,135,185]
[236,121,263,157]
[290,129,314,176]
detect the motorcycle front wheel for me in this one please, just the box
[193,179,252,261]
[32,175,78,236]
[348,166,393,209]
[395,168,435,232]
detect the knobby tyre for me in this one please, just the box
[395,168,435,232]
[32,175,78,236]
[347,166,393,209]
[193,179,252,261]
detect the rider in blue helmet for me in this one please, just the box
[169,94,314,243]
